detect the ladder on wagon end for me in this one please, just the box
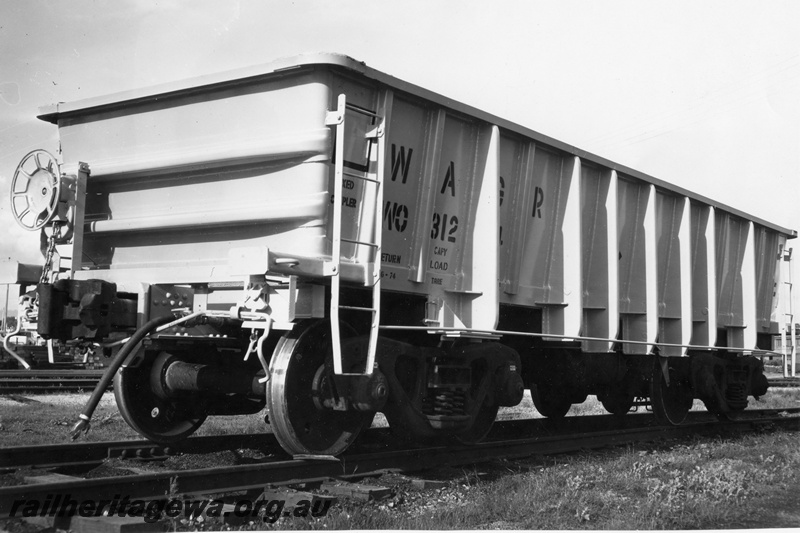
[325,93,386,376]
[781,247,797,378]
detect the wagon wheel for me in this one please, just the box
[650,357,693,425]
[700,396,728,420]
[530,383,571,419]
[598,389,635,416]
[267,320,373,456]
[10,150,61,231]
[114,351,207,443]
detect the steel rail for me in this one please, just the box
[1,411,798,517]
[0,370,105,394]
[768,378,800,388]
[2,409,798,471]
[0,432,279,472]
[0,370,106,377]
[0,382,102,394]
[0,410,708,471]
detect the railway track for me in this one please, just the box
[3,409,798,471]
[0,409,746,471]
[0,432,280,473]
[767,377,800,388]
[1,408,798,517]
[0,370,105,394]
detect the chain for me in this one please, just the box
[39,224,62,285]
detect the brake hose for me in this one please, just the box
[69,315,174,440]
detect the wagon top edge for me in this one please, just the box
[36,51,797,239]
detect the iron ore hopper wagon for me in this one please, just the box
[7,53,795,455]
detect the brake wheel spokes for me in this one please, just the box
[10,149,61,230]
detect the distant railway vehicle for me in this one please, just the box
[5,54,796,455]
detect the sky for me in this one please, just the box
[0,1,798,311]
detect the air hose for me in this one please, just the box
[2,320,32,370]
[69,314,175,440]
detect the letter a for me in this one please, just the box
[441,161,456,196]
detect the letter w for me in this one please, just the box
[391,144,413,184]
[183,500,208,519]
